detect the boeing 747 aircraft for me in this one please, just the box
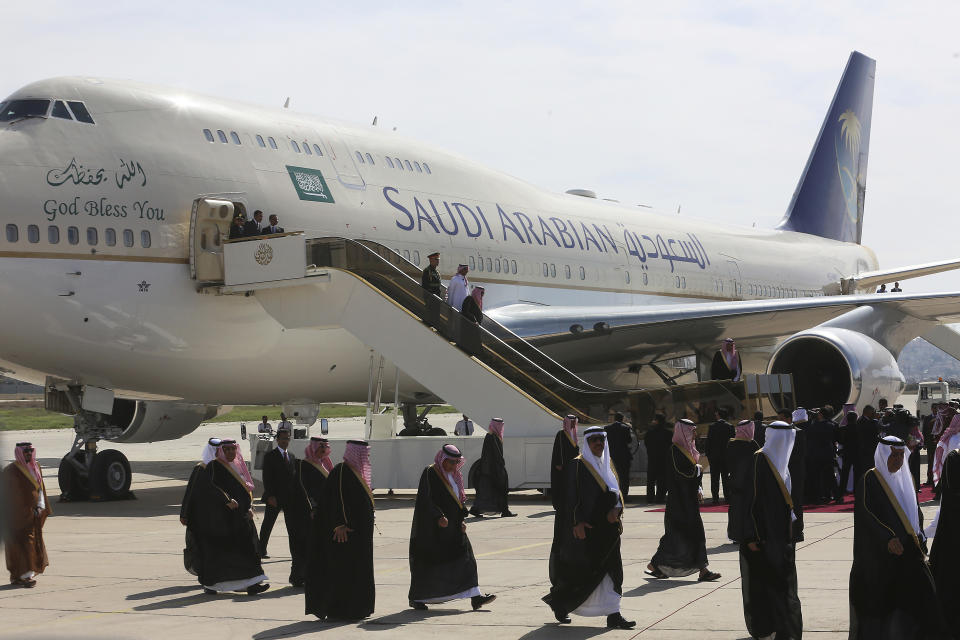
[1,51,959,493]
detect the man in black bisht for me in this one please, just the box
[643,413,673,504]
[469,418,516,518]
[409,444,496,611]
[194,439,269,595]
[726,420,759,545]
[312,440,376,621]
[706,408,735,504]
[646,419,721,582]
[543,427,635,629]
[753,410,767,447]
[605,412,634,498]
[551,415,580,512]
[301,437,333,620]
[851,406,880,496]
[849,436,947,639]
[739,421,803,639]
[259,427,309,586]
[180,437,220,577]
[805,407,839,504]
[929,438,960,638]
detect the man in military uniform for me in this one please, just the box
[420,251,443,330]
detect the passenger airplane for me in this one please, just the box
[2,51,959,493]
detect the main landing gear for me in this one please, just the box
[53,385,134,502]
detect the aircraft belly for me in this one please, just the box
[0,258,429,404]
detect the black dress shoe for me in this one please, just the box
[607,613,636,629]
[246,582,270,595]
[203,588,217,595]
[469,508,482,518]
[409,600,428,610]
[500,510,517,518]
[471,593,496,610]
[290,580,304,588]
[553,608,571,624]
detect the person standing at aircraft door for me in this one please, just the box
[892,282,902,292]
[605,413,635,498]
[245,210,264,236]
[711,338,742,381]
[876,283,887,293]
[4,442,52,588]
[265,214,284,234]
[229,214,246,240]
[706,408,735,504]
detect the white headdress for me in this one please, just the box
[874,436,920,535]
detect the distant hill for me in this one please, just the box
[898,338,960,384]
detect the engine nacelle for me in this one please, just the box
[768,327,905,414]
[107,399,219,443]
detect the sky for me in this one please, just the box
[3,1,959,291]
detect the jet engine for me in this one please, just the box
[767,327,905,414]
[108,400,220,443]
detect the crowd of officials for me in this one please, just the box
[228,209,285,240]
[6,395,960,637]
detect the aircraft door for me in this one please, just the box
[190,198,234,282]
[318,129,365,189]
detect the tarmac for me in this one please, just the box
[0,409,939,639]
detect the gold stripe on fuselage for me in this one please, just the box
[0,251,188,264]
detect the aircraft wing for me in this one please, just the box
[842,258,960,293]
[487,291,960,371]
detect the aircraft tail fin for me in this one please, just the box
[777,51,876,244]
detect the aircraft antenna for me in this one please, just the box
[283,97,290,109]
[372,116,378,126]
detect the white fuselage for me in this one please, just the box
[0,77,878,405]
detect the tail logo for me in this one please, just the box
[835,109,863,225]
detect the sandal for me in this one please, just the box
[698,570,721,582]
[643,567,667,578]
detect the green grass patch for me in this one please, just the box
[0,404,460,431]
[0,408,74,431]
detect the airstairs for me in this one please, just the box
[213,232,791,488]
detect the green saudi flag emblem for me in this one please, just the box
[287,165,335,203]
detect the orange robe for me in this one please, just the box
[3,463,52,581]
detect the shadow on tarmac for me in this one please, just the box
[364,608,461,629]
[623,577,708,597]
[516,624,611,639]
[252,620,351,639]
[126,584,198,600]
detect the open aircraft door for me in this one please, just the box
[189,198,234,282]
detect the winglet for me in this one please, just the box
[777,52,876,244]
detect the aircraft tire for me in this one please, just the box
[90,449,132,500]
[57,452,89,501]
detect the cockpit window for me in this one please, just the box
[66,101,95,124]
[0,99,50,122]
[51,100,73,120]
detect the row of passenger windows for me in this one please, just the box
[200,129,432,174]
[747,283,822,298]
[5,224,151,248]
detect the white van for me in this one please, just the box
[917,379,950,419]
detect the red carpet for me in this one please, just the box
[644,485,937,514]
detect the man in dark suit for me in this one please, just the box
[257,428,309,586]
[605,412,635,497]
[264,214,284,234]
[643,413,673,503]
[244,210,264,236]
[706,407,735,504]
